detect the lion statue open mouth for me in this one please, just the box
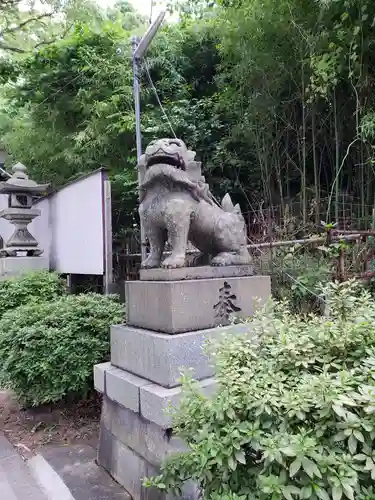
[138,138,251,269]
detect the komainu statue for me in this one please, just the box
[138,138,251,269]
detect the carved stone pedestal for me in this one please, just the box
[126,273,270,334]
[94,267,271,500]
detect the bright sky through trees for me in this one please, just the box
[96,0,167,19]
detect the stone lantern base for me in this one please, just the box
[0,256,49,279]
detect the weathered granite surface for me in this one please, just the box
[0,256,48,278]
[139,378,217,429]
[126,275,271,333]
[140,264,254,281]
[106,367,150,414]
[98,424,162,500]
[110,323,252,388]
[98,399,199,500]
[100,396,185,467]
[94,361,217,429]
[139,138,251,269]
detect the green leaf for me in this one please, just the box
[333,404,346,417]
[228,456,236,471]
[289,459,301,477]
[282,485,300,500]
[301,486,313,499]
[332,432,346,442]
[348,434,357,454]
[316,487,330,500]
[353,430,364,442]
[302,458,320,478]
[227,407,236,419]
[342,484,354,500]
[282,446,297,457]
[332,486,343,500]
[235,450,246,464]
[365,457,374,471]
[283,488,293,500]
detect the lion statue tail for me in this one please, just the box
[221,193,241,215]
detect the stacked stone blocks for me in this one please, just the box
[94,267,270,500]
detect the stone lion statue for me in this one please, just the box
[138,138,251,269]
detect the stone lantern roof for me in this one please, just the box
[0,163,49,195]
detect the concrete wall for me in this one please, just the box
[0,169,110,276]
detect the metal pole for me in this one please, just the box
[132,36,142,161]
[132,36,147,262]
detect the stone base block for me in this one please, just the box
[94,362,217,429]
[126,275,271,333]
[98,425,199,500]
[140,379,217,428]
[0,256,49,278]
[94,362,110,393]
[98,396,198,500]
[98,423,161,500]
[110,323,251,388]
[140,264,254,281]
[101,396,185,467]
[106,366,152,414]
[95,362,148,414]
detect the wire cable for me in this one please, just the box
[143,57,177,138]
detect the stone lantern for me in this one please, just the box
[0,163,49,258]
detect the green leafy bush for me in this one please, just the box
[0,270,66,317]
[0,293,124,406]
[271,245,331,314]
[146,280,375,500]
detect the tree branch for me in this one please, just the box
[0,11,56,38]
[34,23,74,49]
[0,41,25,53]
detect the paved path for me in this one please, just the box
[0,434,48,500]
[0,434,131,500]
[37,443,130,500]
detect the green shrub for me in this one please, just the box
[0,293,124,406]
[0,270,66,317]
[146,280,375,500]
[271,245,331,314]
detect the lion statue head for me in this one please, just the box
[138,138,213,205]
[144,138,194,171]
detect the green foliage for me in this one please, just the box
[2,0,375,240]
[0,0,98,55]
[0,293,124,406]
[0,11,223,236]
[0,21,141,234]
[271,245,331,314]
[0,270,66,318]
[145,280,375,500]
